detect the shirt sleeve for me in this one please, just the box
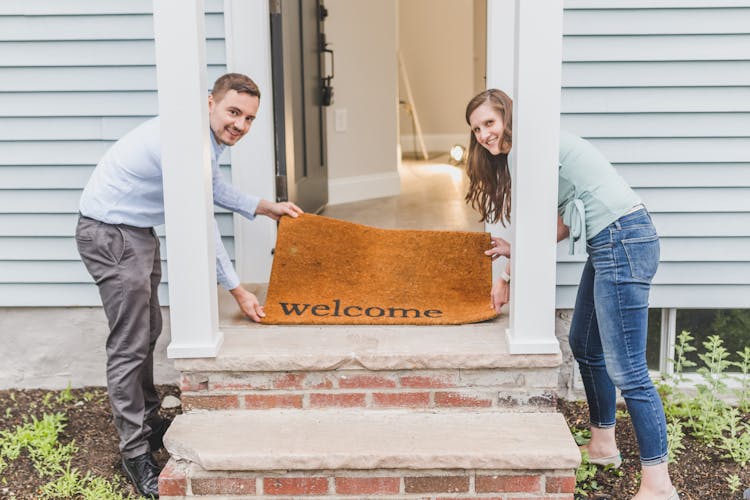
[214,220,240,290]
[212,160,260,220]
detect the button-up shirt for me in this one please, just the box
[79,116,260,290]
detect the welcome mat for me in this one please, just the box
[262,214,497,325]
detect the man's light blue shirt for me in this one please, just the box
[79,116,260,290]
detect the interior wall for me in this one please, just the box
[398,0,475,154]
[324,0,401,205]
[473,0,487,95]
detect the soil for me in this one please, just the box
[558,399,750,500]
[0,386,180,500]
[0,386,748,499]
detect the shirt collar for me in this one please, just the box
[209,128,227,160]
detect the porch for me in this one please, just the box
[154,0,576,496]
[159,288,578,498]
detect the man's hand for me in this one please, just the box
[230,286,266,322]
[485,236,511,261]
[255,199,304,221]
[490,277,509,313]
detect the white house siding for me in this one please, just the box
[0,0,232,307]
[557,0,750,308]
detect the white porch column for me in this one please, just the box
[487,0,563,354]
[224,0,277,283]
[153,0,224,358]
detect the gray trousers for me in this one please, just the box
[76,215,162,458]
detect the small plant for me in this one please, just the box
[660,332,750,472]
[0,403,135,499]
[56,383,74,405]
[575,451,600,497]
[41,393,54,409]
[718,408,750,467]
[671,330,697,385]
[727,473,741,495]
[571,427,591,446]
[733,347,750,412]
[616,408,629,420]
[41,465,136,500]
[667,419,685,463]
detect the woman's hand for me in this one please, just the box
[490,277,510,313]
[485,236,511,261]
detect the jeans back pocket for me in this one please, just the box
[621,234,660,283]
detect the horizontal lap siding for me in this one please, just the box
[0,1,228,306]
[559,1,750,308]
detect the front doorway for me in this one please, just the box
[269,0,486,229]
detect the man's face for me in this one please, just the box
[208,89,260,146]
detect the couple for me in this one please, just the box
[78,72,676,500]
[467,89,677,500]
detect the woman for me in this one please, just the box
[465,89,677,500]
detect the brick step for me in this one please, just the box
[177,323,563,412]
[159,409,580,498]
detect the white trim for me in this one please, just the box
[660,308,677,376]
[327,172,401,206]
[486,0,515,282]
[223,0,277,283]
[505,329,561,355]
[486,0,515,94]
[167,330,225,359]
[153,0,223,359]
[399,134,468,155]
[565,0,750,8]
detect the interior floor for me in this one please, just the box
[321,155,485,232]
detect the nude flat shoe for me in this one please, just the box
[579,445,623,468]
[665,488,679,500]
[583,450,623,468]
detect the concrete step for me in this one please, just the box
[164,408,579,471]
[160,409,579,498]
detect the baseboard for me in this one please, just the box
[400,133,467,156]
[327,171,401,206]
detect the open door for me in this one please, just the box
[270,0,331,214]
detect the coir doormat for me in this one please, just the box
[262,214,497,325]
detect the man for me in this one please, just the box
[76,73,301,498]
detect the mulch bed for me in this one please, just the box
[559,399,750,500]
[0,386,180,499]
[0,386,747,499]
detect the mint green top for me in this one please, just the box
[557,131,641,254]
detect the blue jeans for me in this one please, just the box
[569,208,668,466]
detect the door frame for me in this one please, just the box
[223,0,278,283]
[227,0,513,285]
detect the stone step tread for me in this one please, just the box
[164,409,580,472]
[174,327,562,373]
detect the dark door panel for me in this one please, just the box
[270,0,330,214]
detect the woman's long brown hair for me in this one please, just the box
[464,89,513,225]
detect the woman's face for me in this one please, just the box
[469,102,509,156]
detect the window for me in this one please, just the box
[647,308,750,376]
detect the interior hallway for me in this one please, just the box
[321,156,485,232]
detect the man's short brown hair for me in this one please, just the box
[211,73,260,102]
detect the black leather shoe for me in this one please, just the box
[147,417,172,452]
[122,452,160,498]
